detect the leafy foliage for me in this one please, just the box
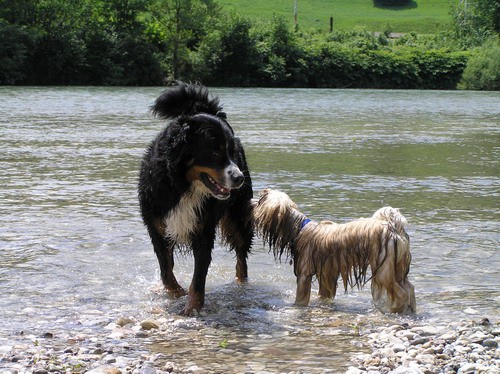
[0,0,497,89]
[451,0,500,47]
[459,38,500,90]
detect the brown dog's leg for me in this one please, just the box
[235,256,248,284]
[372,272,416,313]
[405,280,416,312]
[318,260,339,301]
[295,274,312,306]
[398,278,416,313]
[318,278,338,300]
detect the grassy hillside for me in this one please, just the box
[218,0,454,33]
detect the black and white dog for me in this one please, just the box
[138,83,254,315]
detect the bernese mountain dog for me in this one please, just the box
[138,82,254,315]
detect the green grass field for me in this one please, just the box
[218,0,454,33]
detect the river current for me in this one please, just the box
[0,87,498,371]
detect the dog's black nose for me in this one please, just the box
[228,168,245,187]
[232,174,244,186]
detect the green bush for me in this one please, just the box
[415,49,469,89]
[0,0,491,88]
[302,40,365,88]
[0,21,37,84]
[190,13,258,86]
[459,38,500,90]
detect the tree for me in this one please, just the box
[459,38,500,90]
[190,12,258,85]
[24,0,88,84]
[252,15,306,86]
[0,20,37,84]
[146,0,221,80]
[94,0,164,85]
[452,0,500,46]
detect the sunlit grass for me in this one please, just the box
[218,0,453,33]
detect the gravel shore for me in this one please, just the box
[1,315,498,373]
[348,317,499,374]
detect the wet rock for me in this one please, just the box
[140,320,159,330]
[411,326,440,336]
[438,332,457,343]
[32,370,48,374]
[117,317,135,327]
[457,363,478,374]
[482,338,498,348]
[135,331,149,338]
[349,319,500,374]
[86,366,122,374]
[409,337,430,346]
[139,366,156,374]
[163,362,178,373]
[479,318,491,326]
[186,365,206,373]
[346,367,364,374]
[468,331,490,344]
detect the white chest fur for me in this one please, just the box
[163,181,209,244]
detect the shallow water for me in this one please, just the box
[0,87,498,371]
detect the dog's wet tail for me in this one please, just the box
[151,82,224,120]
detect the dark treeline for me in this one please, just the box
[1,0,499,89]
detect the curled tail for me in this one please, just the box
[371,206,415,312]
[151,82,225,120]
[372,207,407,232]
[372,206,409,265]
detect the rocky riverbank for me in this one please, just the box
[1,315,498,373]
[348,317,499,374]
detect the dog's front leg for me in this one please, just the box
[295,274,312,306]
[396,278,416,313]
[148,223,186,298]
[182,235,214,316]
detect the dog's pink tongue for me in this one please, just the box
[215,183,230,195]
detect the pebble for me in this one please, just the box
[350,318,500,374]
[140,320,160,331]
[1,314,499,374]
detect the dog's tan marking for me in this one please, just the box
[154,218,166,236]
[186,165,222,183]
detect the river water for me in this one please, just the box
[0,87,498,372]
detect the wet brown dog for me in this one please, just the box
[252,188,416,314]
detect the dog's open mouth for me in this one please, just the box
[200,173,231,200]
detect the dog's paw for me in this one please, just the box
[166,286,187,299]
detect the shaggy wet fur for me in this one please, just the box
[252,188,416,314]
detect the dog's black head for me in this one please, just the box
[168,113,245,200]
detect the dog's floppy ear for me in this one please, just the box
[166,122,193,176]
